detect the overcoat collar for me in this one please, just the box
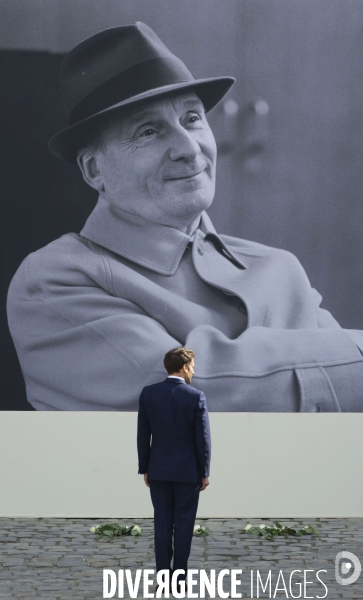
[80,196,246,275]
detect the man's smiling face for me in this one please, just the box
[88,91,217,231]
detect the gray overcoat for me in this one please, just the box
[7,197,363,411]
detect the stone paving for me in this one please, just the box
[0,518,362,599]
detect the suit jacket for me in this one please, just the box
[7,196,363,411]
[137,378,211,482]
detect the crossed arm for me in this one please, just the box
[7,243,363,412]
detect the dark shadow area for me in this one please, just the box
[1,50,97,409]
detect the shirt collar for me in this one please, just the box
[80,196,218,276]
[167,376,185,383]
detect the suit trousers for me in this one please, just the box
[149,480,200,584]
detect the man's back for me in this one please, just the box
[138,348,211,592]
[137,378,211,483]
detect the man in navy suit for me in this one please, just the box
[137,347,211,596]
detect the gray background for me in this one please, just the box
[2,0,363,407]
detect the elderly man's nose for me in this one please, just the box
[168,127,200,161]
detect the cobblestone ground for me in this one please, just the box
[0,518,362,599]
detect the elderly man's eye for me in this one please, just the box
[188,114,201,124]
[139,128,156,137]
[183,112,204,128]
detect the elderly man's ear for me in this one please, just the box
[77,150,105,193]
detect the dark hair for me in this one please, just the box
[163,347,195,374]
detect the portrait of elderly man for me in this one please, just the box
[6,21,363,412]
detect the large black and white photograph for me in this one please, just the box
[2,4,363,600]
[2,0,363,412]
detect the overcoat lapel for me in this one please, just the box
[192,229,267,328]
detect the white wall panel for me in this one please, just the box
[1,413,362,517]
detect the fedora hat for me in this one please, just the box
[48,21,235,163]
